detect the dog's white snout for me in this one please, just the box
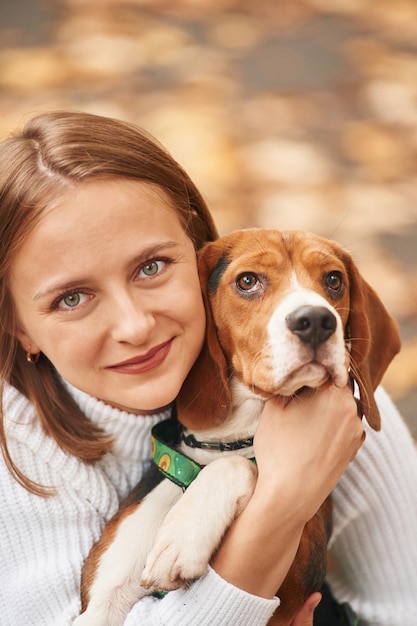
[266,286,348,394]
[286,305,337,351]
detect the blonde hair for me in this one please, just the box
[0,111,218,495]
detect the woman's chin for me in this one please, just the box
[89,374,184,415]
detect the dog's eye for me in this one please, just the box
[325,271,343,292]
[236,272,262,293]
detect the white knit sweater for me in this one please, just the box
[0,383,416,626]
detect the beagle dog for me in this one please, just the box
[75,229,400,626]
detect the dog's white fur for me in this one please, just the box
[73,272,348,626]
[267,278,347,395]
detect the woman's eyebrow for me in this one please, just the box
[33,278,92,302]
[32,241,181,302]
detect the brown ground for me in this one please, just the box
[1,0,416,434]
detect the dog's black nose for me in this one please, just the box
[286,305,337,350]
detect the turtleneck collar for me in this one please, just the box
[61,379,172,461]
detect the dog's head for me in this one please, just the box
[177,229,400,432]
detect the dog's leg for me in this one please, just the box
[73,479,182,626]
[141,455,257,590]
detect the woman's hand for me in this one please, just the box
[211,384,364,599]
[254,384,364,524]
[290,593,322,626]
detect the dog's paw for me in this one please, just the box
[141,525,210,590]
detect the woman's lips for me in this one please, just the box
[107,340,173,374]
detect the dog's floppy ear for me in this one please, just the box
[344,253,401,430]
[177,243,233,431]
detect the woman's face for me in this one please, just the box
[9,179,206,414]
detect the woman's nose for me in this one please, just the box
[108,294,156,344]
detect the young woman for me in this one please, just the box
[0,111,415,626]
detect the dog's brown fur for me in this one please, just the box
[176,229,400,624]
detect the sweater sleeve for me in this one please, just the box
[124,568,279,625]
[328,386,417,626]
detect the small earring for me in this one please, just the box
[26,347,40,364]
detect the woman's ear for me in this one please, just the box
[13,326,41,355]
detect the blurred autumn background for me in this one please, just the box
[1,0,416,434]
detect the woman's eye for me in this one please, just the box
[325,271,343,292]
[139,259,166,278]
[57,292,89,310]
[236,272,262,293]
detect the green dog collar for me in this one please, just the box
[151,419,203,490]
[151,418,256,491]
